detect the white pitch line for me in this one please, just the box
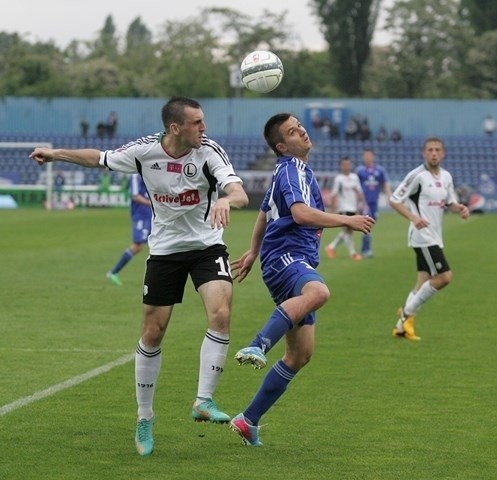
[0,348,131,353]
[0,353,134,417]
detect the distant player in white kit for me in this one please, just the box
[325,156,365,261]
[390,136,469,340]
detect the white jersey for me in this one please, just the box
[390,164,458,248]
[331,172,362,213]
[99,133,243,255]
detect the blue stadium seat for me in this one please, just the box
[1,135,496,189]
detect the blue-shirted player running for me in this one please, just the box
[107,173,152,286]
[229,113,375,446]
[355,148,392,258]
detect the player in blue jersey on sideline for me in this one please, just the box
[355,148,392,258]
[229,113,375,446]
[106,173,152,286]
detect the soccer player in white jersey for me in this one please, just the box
[390,136,469,341]
[325,156,365,261]
[30,96,249,456]
[228,113,374,446]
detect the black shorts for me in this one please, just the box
[143,244,232,306]
[338,211,357,216]
[413,245,450,276]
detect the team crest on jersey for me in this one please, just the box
[184,163,198,177]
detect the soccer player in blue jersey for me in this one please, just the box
[106,173,152,286]
[30,96,249,457]
[355,148,392,258]
[229,113,375,446]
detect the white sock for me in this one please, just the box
[330,232,344,249]
[196,329,229,402]
[405,281,438,315]
[399,290,418,321]
[343,232,356,255]
[135,338,162,420]
[406,290,416,306]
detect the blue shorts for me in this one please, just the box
[262,255,325,326]
[132,216,151,244]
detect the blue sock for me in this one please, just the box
[111,248,134,274]
[361,233,371,253]
[249,306,293,353]
[244,360,296,425]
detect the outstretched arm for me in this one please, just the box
[30,148,103,168]
[291,202,375,234]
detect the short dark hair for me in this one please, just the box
[161,96,202,132]
[263,113,293,156]
[423,136,445,149]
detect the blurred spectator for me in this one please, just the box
[329,121,340,140]
[390,129,402,142]
[107,111,118,138]
[80,118,89,138]
[359,118,371,141]
[96,112,119,139]
[54,170,65,193]
[345,117,359,140]
[98,171,111,193]
[96,122,107,139]
[311,110,323,131]
[483,115,496,137]
[375,125,388,142]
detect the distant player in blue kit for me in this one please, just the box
[229,113,375,446]
[355,148,392,258]
[107,173,152,286]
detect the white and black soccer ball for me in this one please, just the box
[240,50,284,94]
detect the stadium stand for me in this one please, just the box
[1,134,496,190]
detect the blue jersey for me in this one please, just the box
[129,174,151,220]
[355,164,389,206]
[259,156,324,269]
[129,173,152,244]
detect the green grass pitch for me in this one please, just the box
[0,208,495,479]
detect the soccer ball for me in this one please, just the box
[240,50,284,93]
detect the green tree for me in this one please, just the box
[382,0,473,98]
[120,17,158,97]
[0,34,69,97]
[154,18,228,97]
[203,7,295,60]
[310,0,381,96]
[91,15,119,59]
[465,30,497,98]
[272,50,341,98]
[125,16,153,53]
[65,58,128,97]
[460,0,497,35]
